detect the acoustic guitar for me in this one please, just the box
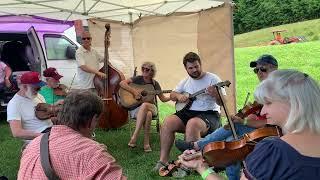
[119,83,171,109]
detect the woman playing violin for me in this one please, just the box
[179,69,320,180]
[175,54,278,179]
[39,67,67,104]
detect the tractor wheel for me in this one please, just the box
[283,37,289,44]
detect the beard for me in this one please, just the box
[25,86,37,99]
[188,71,201,79]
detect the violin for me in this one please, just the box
[224,101,264,130]
[159,152,202,177]
[235,101,262,119]
[53,84,68,96]
[202,125,282,168]
[35,103,62,122]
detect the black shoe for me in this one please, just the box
[175,139,194,152]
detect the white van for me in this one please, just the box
[0,15,79,113]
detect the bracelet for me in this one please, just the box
[201,167,214,179]
[243,118,248,125]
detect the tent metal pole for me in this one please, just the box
[0,0,61,6]
[97,0,164,15]
[87,0,101,14]
[167,0,194,15]
[65,0,83,22]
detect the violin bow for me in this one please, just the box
[215,81,239,140]
[67,73,76,93]
[243,92,250,107]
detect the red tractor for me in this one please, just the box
[268,30,306,45]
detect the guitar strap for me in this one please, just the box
[40,132,60,180]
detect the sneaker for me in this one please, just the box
[152,161,167,173]
[175,139,194,152]
[172,168,188,178]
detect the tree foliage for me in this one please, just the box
[233,0,320,34]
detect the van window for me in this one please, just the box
[44,35,75,60]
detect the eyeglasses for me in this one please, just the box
[82,37,92,40]
[142,67,152,72]
[253,67,268,74]
[30,85,41,91]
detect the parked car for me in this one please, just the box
[0,15,79,113]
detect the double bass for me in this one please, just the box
[93,24,128,129]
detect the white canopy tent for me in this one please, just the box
[0,0,226,22]
[0,0,236,113]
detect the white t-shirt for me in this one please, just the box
[7,93,53,136]
[174,72,227,112]
[75,46,103,89]
[0,61,7,84]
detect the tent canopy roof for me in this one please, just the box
[0,0,227,23]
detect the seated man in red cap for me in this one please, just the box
[7,71,52,145]
[39,67,66,104]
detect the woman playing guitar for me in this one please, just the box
[119,62,170,152]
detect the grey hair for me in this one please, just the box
[142,61,157,77]
[57,91,103,130]
[254,69,320,134]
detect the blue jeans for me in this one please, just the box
[197,123,255,180]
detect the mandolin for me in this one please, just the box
[175,80,231,112]
[118,83,171,109]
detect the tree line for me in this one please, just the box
[233,0,320,34]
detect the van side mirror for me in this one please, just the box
[66,45,77,59]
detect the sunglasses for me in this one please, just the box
[253,67,268,74]
[142,67,152,72]
[82,37,92,40]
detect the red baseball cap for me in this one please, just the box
[20,71,45,87]
[43,67,63,80]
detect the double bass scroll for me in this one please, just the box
[93,24,128,129]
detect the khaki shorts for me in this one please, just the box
[130,104,157,119]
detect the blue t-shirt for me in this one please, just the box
[244,137,320,180]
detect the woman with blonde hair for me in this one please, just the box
[178,69,320,180]
[120,61,170,152]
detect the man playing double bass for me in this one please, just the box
[75,31,106,92]
[153,52,225,177]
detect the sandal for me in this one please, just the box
[144,145,152,152]
[128,142,137,148]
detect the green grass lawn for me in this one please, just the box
[1,32,320,179]
[235,19,320,48]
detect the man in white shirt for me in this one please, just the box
[7,71,52,143]
[154,52,226,175]
[75,31,106,91]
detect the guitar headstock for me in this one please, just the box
[215,80,231,88]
